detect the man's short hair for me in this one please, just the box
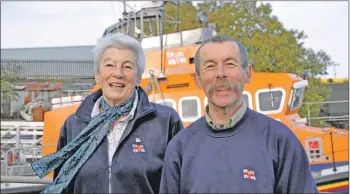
[194,35,249,74]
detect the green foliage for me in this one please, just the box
[0,64,65,102]
[160,1,335,127]
[1,64,20,100]
[299,78,331,127]
[140,2,199,37]
[163,2,199,33]
[298,48,333,127]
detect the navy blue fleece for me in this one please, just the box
[54,88,183,193]
[160,108,319,193]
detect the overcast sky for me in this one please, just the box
[1,1,348,78]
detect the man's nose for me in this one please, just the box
[216,64,227,78]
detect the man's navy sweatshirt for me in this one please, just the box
[160,108,319,193]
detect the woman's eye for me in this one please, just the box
[124,65,133,69]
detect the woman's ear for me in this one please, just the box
[135,77,141,87]
[94,72,100,84]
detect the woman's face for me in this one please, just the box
[95,47,140,106]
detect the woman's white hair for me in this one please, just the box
[91,33,146,79]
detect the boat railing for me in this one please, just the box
[1,121,44,148]
[303,100,349,128]
[313,165,349,185]
[1,144,56,176]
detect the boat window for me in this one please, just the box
[179,96,201,122]
[289,87,306,111]
[156,99,177,111]
[256,88,286,114]
[189,57,195,64]
[288,80,308,111]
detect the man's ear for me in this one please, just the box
[194,73,203,89]
[244,64,252,83]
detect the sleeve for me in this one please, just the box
[275,130,319,193]
[52,116,74,194]
[159,140,181,194]
[169,119,183,140]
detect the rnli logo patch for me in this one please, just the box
[132,144,145,153]
[243,169,256,180]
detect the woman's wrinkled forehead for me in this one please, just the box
[101,47,137,65]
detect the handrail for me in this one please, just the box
[313,165,349,184]
[1,144,57,176]
[1,175,52,184]
[303,100,349,105]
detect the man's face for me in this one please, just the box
[195,41,252,109]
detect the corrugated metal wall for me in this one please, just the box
[1,59,95,79]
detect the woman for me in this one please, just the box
[31,33,183,193]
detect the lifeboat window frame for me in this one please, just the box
[155,98,177,111]
[288,80,308,111]
[255,87,286,114]
[204,97,208,107]
[179,96,202,123]
[288,87,306,111]
[243,91,253,109]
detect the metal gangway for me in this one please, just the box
[1,121,44,145]
[0,121,55,193]
[1,121,46,176]
[1,121,44,158]
[1,121,47,174]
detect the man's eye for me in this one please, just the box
[226,63,237,67]
[105,64,113,67]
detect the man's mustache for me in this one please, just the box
[206,79,239,94]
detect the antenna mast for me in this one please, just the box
[102,0,180,76]
[160,0,165,74]
[176,0,180,32]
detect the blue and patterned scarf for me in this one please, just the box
[31,91,137,193]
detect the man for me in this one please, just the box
[159,35,319,193]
